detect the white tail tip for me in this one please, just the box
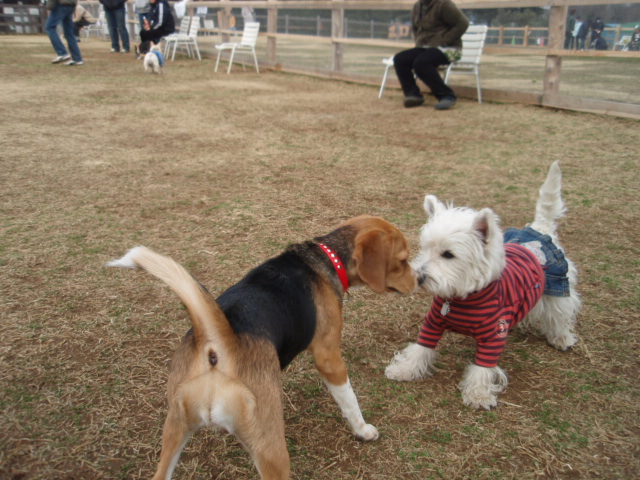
[106,246,147,269]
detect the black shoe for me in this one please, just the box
[403,95,425,108]
[435,97,457,110]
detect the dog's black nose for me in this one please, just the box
[417,272,427,285]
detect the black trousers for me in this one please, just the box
[140,26,174,45]
[393,47,455,100]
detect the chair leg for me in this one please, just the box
[379,65,391,99]
[227,47,237,74]
[171,40,178,61]
[215,49,222,72]
[476,69,482,104]
[194,42,201,61]
[252,48,259,73]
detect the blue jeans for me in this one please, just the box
[45,4,82,61]
[104,7,130,52]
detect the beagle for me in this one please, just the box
[107,215,416,480]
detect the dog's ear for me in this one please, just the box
[423,195,445,218]
[473,208,500,245]
[353,230,389,294]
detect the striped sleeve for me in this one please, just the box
[153,3,164,29]
[417,305,445,349]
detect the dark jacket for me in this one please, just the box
[576,21,589,39]
[46,0,77,10]
[149,0,175,32]
[99,0,127,11]
[411,0,469,48]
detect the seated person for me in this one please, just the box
[393,0,469,111]
[630,25,640,51]
[73,4,97,41]
[137,0,175,54]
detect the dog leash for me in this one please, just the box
[317,243,349,292]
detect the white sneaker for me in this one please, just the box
[51,54,71,64]
[66,60,84,66]
[110,49,119,53]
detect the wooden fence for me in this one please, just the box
[2,0,639,117]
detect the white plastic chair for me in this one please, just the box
[444,25,488,103]
[202,19,215,36]
[163,15,191,57]
[378,25,488,103]
[215,22,260,74]
[613,35,630,51]
[168,16,201,60]
[378,57,394,98]
[83,10,105,38]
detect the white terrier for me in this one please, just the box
[386,162,580,410]
[143,44,164,74]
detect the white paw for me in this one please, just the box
[548,332,578,351]
[355,423,379,442]
[385,344,435,381]
[461,391,498,410]
[385,362,418,381]
[458,364,507,410]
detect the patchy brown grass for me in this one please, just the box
[1,36,639,480]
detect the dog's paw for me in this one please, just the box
[461,391,498,410]
[547,332,578,351]
[385,362,420,382]
[354,424,379,442]
[385,344,435,381]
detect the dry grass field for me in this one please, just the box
[1,36,639,479]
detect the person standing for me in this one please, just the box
[575,17,589,50]
[99,0,130,53]
[242,6,256,24]
[565,8,576,49]
[392,0,469,110]
[630,25,640,51]
[45,0,83,65]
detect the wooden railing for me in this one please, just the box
[3,0,639,117]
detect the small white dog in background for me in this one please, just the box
[386,161,581,410]
[143,44,164,75]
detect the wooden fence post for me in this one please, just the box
[267,0,277,65]
[543,5,567,95]
[331,0,344,72]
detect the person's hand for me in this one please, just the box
[143,18,150,31]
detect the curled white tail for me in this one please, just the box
[531,161,565,236]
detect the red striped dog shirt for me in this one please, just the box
[417,244,545,368]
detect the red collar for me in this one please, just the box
[318,243,349,292]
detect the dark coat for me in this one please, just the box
[99,0,126,11]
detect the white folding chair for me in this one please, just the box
[169,16,201,60]
[163,15,191,57]
[215,22,260,74]
[444,25,488,103]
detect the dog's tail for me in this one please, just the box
[107,246,235,351]
[530,161,565,236]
